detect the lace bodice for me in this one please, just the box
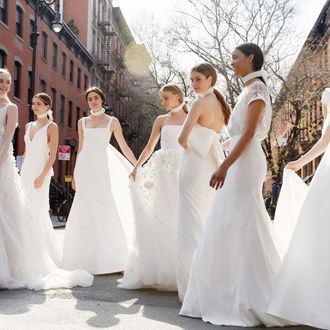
[228,80,271,141]
[160,125,183,151]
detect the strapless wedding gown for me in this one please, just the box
[177,124,222,301]
[119,125,183,291]
[0,104,93,290]
[20,122,60,265]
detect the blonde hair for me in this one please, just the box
[160,84,188,113]
[0,67,10,75]
[33,93,53,121]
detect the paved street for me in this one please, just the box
[0,229,317,330]
[0,273,317,330]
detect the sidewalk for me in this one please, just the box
[0,274,316,330]
[51,215,66,229]
[0,231,317,330]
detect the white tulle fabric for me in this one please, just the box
[268,106,330,329]
[273,169,308,255]
[0,105,93,290]
[62,117,134,274]
[118,125,183,291]
[177,124,222,301]
[180,80,291,327]
[20,122,61,265]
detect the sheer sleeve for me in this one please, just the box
[321,88,330,105]
[247,81,269,107]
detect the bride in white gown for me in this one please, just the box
[118,84,187,291]
[180,43,290,327]
[0,68,93,290]
[20,93,60,265]
[267,88,330,329]
[62,87,137,275]
[177,63,230,301]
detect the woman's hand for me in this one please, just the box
[285,159,303,172]
[209,164,228,190]
[34,173,46,189]
[71,177,76,191]
[129,167,138,181]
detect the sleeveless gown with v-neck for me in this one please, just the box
[20,122,60,265]
[0,104,93,290]
[62,116,134,274]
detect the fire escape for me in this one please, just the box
[97,21,116,112]
[97,19,131,134]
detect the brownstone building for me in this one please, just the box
[63,0,158,155]
[270,0,330,180]
[0,0,95,185]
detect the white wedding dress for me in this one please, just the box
[267,90,330,329]
[119,125,183,291]
[20,122,60,265]
[177,123,222,301]
[62,116,134,274]
[273,169,308,254]
[180,80,289,327]
[0,104,93,290]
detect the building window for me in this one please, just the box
[61,52,66,76]
[60,95,65,124]
[84,74,88,90]
[29,19,35,48]
[77,68,81,89]
[0,49,7,67]
[16,6,23,38]
[40,79,46,93]
[14,61,21,98]
[69,60,74,82]
[76,106,80,131]
[68,101,73,128]
[51,88,57,120]
[41,32,47,59]
[0,0,8,24]
[52,42,58,69]
[27,71,32,103]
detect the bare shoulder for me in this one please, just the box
[155,114,168,124]
[111,116,120,125]
[48,121,58,131]
[190,97,207,112]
